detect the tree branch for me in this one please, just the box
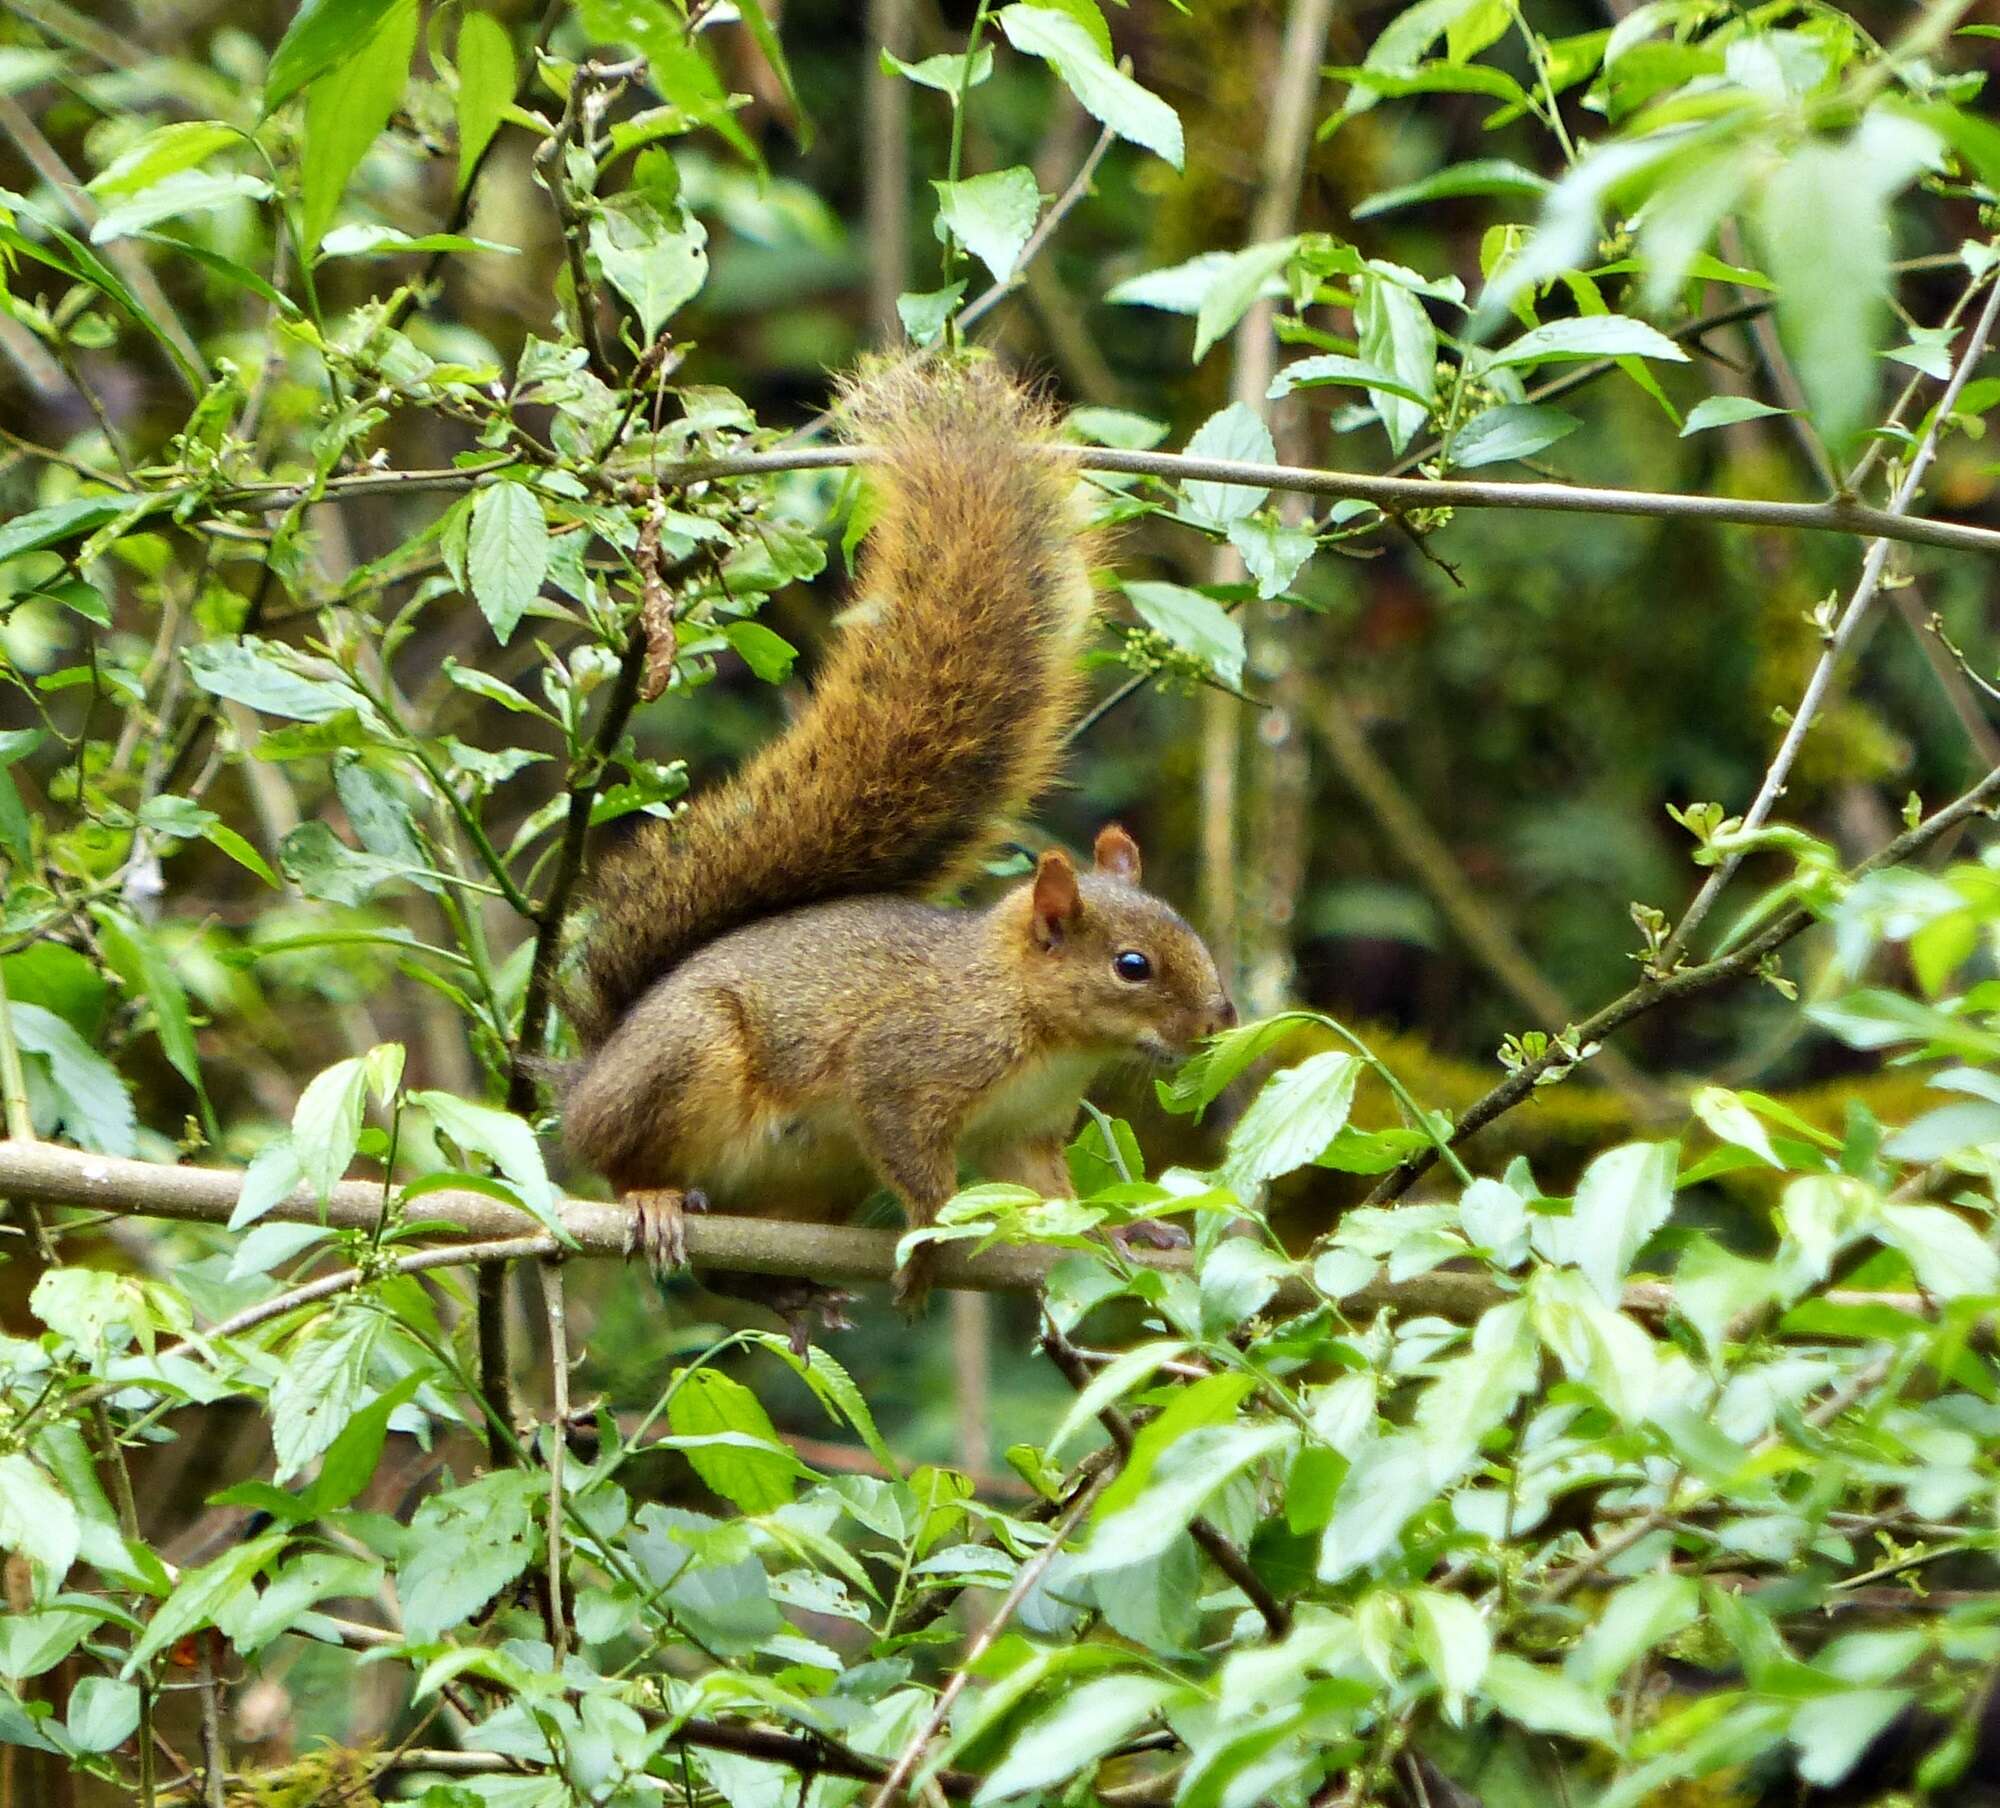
[1364,757,2000,1205]
[208,446,2000,560]
[0,1140,1945,1329]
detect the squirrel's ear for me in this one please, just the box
[1031,849,1082,947]
[1093,823,1142,885]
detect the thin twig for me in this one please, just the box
[539,1260,571,1664]
[867,1469,1112,1808]
[0,957,36,1142]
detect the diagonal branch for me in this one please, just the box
[1657,262,2000,965]
[1364,757,2000,1205]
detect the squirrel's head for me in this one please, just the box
[1014,825,1236,1062]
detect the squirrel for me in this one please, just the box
[560,358,1235,1333]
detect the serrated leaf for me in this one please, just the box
[1356,273,1436,451]
[1226,1051,1362,1188]
[1181,402,1275,528]
[1486,313,1691,370]
[299,0,417,249]
[466,480,549,645]
[1193,236,1299,363]
[271,1308,383,1483]
[1559,1139,1677,1302]
[1449,402,1580,467]
[1123,581,1245,688]
[667,1368,799,1512]
[934,165,1041,282]
[997,5,1183,169]
[1680,394,1794,436]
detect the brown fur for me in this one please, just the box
[560,363,1231,1316]
[569,358,1095,1048]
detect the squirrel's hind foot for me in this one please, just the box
[766,1279,860,1356]
[624,1186,708,1275]
[891,1244,941,1320]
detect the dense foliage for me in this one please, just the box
[5,1,2000,1804]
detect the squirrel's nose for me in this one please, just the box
[1208,997,1238,1035]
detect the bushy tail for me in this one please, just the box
[569,358,1096,1048]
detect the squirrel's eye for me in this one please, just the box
[1113,950,1152,983]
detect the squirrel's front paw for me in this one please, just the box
[891,1244,940,1319]
[1110,1216,1191,1253]
[625,1187,707,1275]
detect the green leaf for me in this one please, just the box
[1193,237,1300,363]
[722,620,798,683]
[0,1452,80,1588]
[881,46,994,94]
[1449,402,1580,467]
[88,170,271,243]
[87,122,242,201]
[466,480,549,645]
[397,1471,540,1642]
[93,908,208,1120]
[1080,1422,1294,1574]
[589,192,709,341]
[1356,272,1436,451]
[1268,353,1429,405]
[996,5,1184,170]
[1791,1690,1912,1787]
[1156,1011,1313,1117]
[1226,1051,1362,1188]
[1181,402,1275,528]
[299,0,417,250]
[1123,581,1245,689]
[1679,394,1795,437]
[1353,157,1551,219]
[1756,113,1937,453]
[64,1676,140,1754]
[975,1672,1182,1803]
[316,223,514,258]
[1319,1432,1434,1581]
[11,1001,135,1155]
[292,1046,401,1200]
[1876,1204,2000,1300]
[1108,250,1244,315]
[896,281,965,345]
[934,166,1041,283]
[1411,1588,1491,1722]
[1486,313,1692,370]
[267,0,409,109]
[124,1532,286,1674]
[1559,1139,1677,1302]
[279,821,409,906]
[411,1089,565,1236]
[271,1308,383,1483]
[1567,1571,1699,1694]
[0,495,137,563]
[1227,516,1317,599]
[666,1368,799,1512]
[1482,1652,1618,1743]
[183,638,355,723]
[454,11,516,190]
